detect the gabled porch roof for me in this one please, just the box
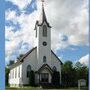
[37,64,53,74]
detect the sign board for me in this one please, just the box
[80,81,86,86]
[78,79,86,90]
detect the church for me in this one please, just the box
[8,0,62,87]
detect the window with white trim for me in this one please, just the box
[27,65,31,77]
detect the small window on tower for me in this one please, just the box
[43,25,47,37]
[43,56,46,63]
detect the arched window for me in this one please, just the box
[43,56,47,63]
[53,66,57,71]
[27,65,31,77]
[43,25,47,37]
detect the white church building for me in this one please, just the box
[8,1,63,87]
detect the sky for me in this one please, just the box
[5,0,89,66]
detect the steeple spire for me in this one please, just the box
[39,0,47,25]
[34,0,51,29]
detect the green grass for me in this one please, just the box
[6,87,79,90]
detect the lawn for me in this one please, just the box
[6,87,79,90]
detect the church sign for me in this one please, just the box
[78,79,86,90]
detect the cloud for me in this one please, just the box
[45,0,88,50]
[5,0,88,63]
[68,3,89,45]
[6,0,32,10]
[79,54,89,66]
[5,10,39,62]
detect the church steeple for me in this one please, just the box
[34,0,51,29]
[39,0,47,25]
[34,0,51,68]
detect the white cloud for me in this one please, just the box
[6,0,32,10]
[5,5,41,62]
[6,10,17,21]
[42,0,88,51]
[5,0,89,62]
[68,3,89,45]
[79,54,89,66]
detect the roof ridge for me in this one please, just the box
[10,48,63,69]
[20,47,37,62]
[10,47,37,69]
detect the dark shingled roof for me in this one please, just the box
[10,47,63,69]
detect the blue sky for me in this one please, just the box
[5,0,89,66]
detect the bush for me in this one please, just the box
[51,71,60,86]
[29,70,35,86]
[5,68,10,86]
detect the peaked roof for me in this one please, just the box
[34,2,51,30]
[38,64,53,74]
[9,47,63,69]
[9,47,37,69]
[38,6,48,25]
[51,50,63,65]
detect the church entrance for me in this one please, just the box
[37,64,53,85]
[40,73,49,83]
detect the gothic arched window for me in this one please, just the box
[53,66,57,71]
[27,65,31,77]
[43,56,47,63]
[43,25,47,37]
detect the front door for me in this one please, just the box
[40,73,49,83]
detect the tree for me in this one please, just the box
[61,61,88,87]
[7,60,14,66]
[17,54,24,60]
[5,67,10,86]
[74,62,88,86]
[61,61,77,87]
[6,60,14,85]
[52,71,60,87]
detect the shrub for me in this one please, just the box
[29,70,35,86]
[52,71,60,86]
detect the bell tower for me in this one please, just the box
[34,0,51,68]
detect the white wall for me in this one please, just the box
[36,22,51,69]
[9,49,62,86]
[51,51,62,84]
[21,48,37,85]
[9,64,22,87]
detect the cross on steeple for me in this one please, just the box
[41,0,44,7]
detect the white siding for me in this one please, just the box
[35,22,51,69]
[51,51,62,84]
[21,48,37,85]
[9,64,23,87]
